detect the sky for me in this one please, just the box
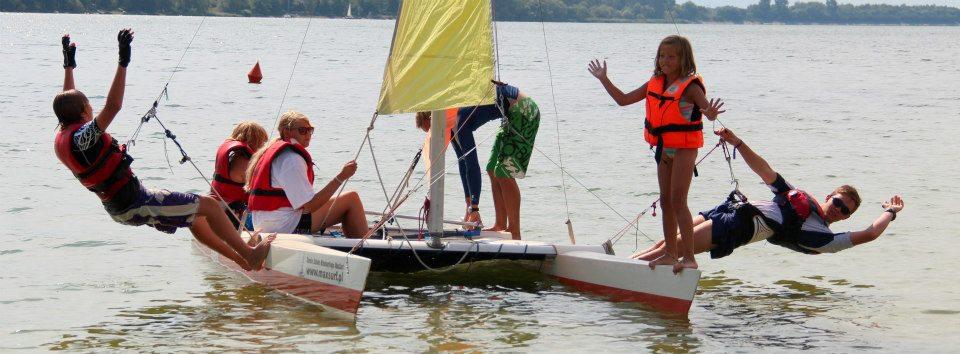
[689,0,959,7]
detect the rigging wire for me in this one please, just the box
[536,0,573,224]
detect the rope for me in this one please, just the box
[536,0,573,224]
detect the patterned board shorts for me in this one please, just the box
[109,188,200,234]
[487,97,540,178]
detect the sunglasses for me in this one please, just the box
[831,196,852,216]
[289,125,315,135]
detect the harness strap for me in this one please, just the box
[250,189,287,197]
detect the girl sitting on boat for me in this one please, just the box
[245,111,369,237]
[589,35,725,273]
[416,81,540,240]
[52,30,273,271]
[632,128,904,260]
[190,121,268,248]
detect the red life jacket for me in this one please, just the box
[54,122,134,201]
[247,140,314,211]
[210,139,253,206]
[644,74,705,152]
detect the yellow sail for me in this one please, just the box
[376,0,495,115]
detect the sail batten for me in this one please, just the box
[377,0,495,115]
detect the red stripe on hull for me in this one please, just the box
[555,276,693,314]
[203,246,363,315]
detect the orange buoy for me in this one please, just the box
[247,61,263,84]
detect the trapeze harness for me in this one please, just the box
[210,139,254,210]
[643,74,705,164]
[768,189,827,254]
[54,122,134,201]
[247,140,314,211]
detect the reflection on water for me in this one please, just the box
[694,272,883,351]
[47,274,358,352]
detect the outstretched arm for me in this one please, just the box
[850,195,904,246]
[714,128,778,185]
[587,59,647,106]
[61,34,77,91]
[94,29,133,132]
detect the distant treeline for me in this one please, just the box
[2,0,958,25]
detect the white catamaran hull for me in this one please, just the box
[542,250,701,314]
[196,234,371,319]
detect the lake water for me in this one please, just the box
[1,13,958,352]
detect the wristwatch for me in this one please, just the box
[884,208,897,221]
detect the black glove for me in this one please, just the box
[61,34,77,68]
[118,29,133,67]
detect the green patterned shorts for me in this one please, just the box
[487,97,540,178]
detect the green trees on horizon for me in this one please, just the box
[1,0,958,25]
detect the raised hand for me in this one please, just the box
[61,34,77,68]
[587,59,608,80]
[713,127,741,146]
[700,98,726,120]
[882,195,904,213]
[338,160,358,181]
[117,28,134,67]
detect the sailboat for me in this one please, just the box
[198,0,701,319]
[345,3,354,19]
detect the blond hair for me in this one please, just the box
[244,111,310,191]
[229,121,268,152]
[654,35,697,78]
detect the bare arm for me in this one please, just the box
[94,29,133,132]
[64,67,76,91]
[94,66,126,131]
[850,195,904,245]
[683,84,725,120]
[714,128,778,185]
[228,156,250,183]
[588,59,647,106]
[61,34,76,91]
[301,160,357,213]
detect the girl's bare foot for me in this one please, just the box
[647,254,676,270]
[464,210,482,230]
[483,224,506,232]
[506,226,521,240]
[248,233,277,271]
[245,230,262,247]
[673,256,698,274]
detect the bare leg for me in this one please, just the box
[189,216,249,270]
[485,170,507,231]
[631,239,665,260]
[633,218,715,261]
[311,191,368,238]
[194,196,274,271]
[648,157,678,269]
[499,176,522,240]
[669,148,699,274]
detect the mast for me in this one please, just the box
[427,109,445,246]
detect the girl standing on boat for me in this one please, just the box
[416,82,540,240]
[589,35,725,273]
[52,30,273,271]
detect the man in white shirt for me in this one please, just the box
[247,111,368,237]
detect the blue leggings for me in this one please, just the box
[450,104,502,205]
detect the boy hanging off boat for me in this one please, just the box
[52,29,274,271]
[632,128,904,261]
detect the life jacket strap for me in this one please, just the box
[250,188,287,197]
[213,173,244,186]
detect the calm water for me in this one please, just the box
[1,13,958,352]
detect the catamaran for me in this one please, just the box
[197,0,701,319]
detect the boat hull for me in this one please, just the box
[541,250,701,314]
[196,235,371,319]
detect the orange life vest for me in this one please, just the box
[247,140,315,211]
[54,122,134,201]
[210,139,253,206]
[644,74,706,152]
